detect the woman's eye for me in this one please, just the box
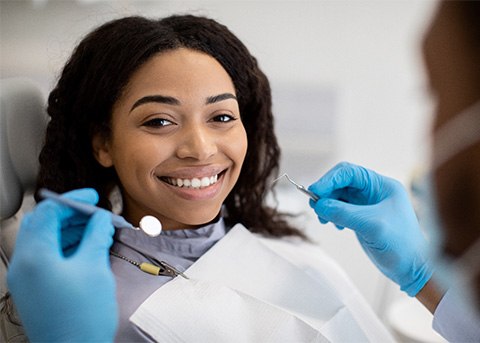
[143,118,174,127]
[212,114,236,123]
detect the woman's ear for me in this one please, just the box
[92,133,114,167]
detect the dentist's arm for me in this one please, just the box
[7,188,118,342]
[308,162,435,300]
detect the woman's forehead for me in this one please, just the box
[120,48,236,103]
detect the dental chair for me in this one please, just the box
[0,78,47,340]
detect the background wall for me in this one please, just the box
[1,0,443,341]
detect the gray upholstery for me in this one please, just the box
[0,78,45,343]
[1,78,47,220]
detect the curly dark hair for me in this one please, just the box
[36,14,303,238]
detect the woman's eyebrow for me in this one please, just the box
[130,93,237,112]
[205,93,237,104]
[130,95,180,112]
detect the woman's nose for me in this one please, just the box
[176,125,218,161]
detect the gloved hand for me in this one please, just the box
[58,189,99,255]
[308,162,433,296]
[7,188,118,342]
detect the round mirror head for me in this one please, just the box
[139,215,162,237]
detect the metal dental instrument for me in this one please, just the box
[272,173,320,202]
[38,188,162,237]
[109,250,189,279]
[158,260,189,279]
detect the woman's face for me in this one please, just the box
[94,48,248,230]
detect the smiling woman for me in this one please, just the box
[92,48,248,230]
[32,14,308,340]
[37,15,299,238]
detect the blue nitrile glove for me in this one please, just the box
[308,162,433,296]
[59,189,99,255]
[7,188,118,342]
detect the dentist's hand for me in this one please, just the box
[308,162,433,296]
[58,188,100,255]
[7,188,118,342]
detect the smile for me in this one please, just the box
[160,171,224,189]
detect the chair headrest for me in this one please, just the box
[0,78,47,220]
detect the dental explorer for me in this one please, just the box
[272,173,320,202]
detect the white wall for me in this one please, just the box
[1,0,440,339]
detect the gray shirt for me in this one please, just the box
[111,218,227,342]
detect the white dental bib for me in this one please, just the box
[130,225,393,342]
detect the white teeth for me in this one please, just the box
[191,178,201,188]
[164,173,220,189]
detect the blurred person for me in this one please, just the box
[309,1,480,341]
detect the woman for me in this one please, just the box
[37,15,307,340]
[38,15,297,239]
